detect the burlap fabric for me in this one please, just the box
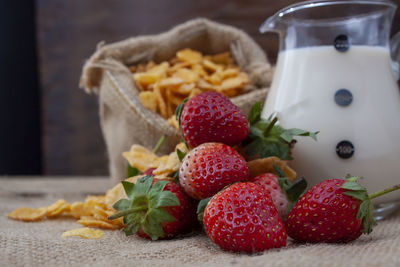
[1,177,400,267]
[79,18,273,183]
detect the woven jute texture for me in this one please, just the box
[2,177,400,267]
[79,18,273,183]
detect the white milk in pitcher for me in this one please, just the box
[262,45,400,204]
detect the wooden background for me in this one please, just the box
[37,0,400,175]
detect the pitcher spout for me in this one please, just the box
[259,14,284,34]
[259,0,396,50]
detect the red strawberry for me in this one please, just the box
[179,142,249,200]
[177,91,249,148]
[251,173,289,220]
[250,166,307,221]
[203,182,287,253]
[144,168,155,176]
[108,176,196,240]
[286,176,400,243]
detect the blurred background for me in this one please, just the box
[1,0,400,176]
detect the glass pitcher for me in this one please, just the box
[260,0,400,219]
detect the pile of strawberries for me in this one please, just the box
[109,91,392,253]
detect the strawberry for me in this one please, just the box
[108,175,196,240]
[179,142,249,200]
[286,176,400,243]
[144,168,155,176]
[250,168,307,221]
[203,182,287,253]
[251,173,288,219]
[176,91,249,148]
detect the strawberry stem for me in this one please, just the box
[369,184,400,200]
[108,206,147,220]
[153,135,166,154]
[263,117,278,136]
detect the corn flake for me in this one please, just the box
[61,228,103,239]
[139,91,158,113]
[47,203,71,218]
[77,216,121,230]
[122,145,161,172]
[7,207,47,222]
[202,59,222,73]
[176,48,202,63]
[70,202,90,218]
[173,68,199,83]
[217,73,249,92]
[154,85,168,118]
[153,142,188,177]
[167,115,179,130]
[248,156,297,180]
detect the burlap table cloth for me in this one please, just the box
[1,177,400,267]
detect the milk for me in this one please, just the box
[262,46,400,204]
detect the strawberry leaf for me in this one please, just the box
[245,139,264,157]
[274,164,307,212]
[341,181,365,191]
[148,208,177,223]
[148,180,169,199]
[113,198,131,212]
[123,222,140,236]
[261,141,292,160]
[177,149,186,162]
[285,177,307,204]
[127,164,141,178]
[154,191,180,208]
[242,103,318,160]
[345,175,362,182]
[175,98,189,127]
[343,190,368,200]
[197,197,212,223]
[134,176,153,195]
[357,200,369,219]
[341,176,377,235]
[280,129,319,143]
[171,170,180,183]
[247,101,262,125]
[142,215,165,240]
[121,181,135,198]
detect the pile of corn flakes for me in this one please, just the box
[131,49,249,129]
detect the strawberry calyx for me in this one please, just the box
[169,148,186,183]
[175,98,189,127]
[126,165,141,178]
[176,149,186,161]
[108,176,180,240]
[196,196,212,223]
[242,102,319,160]
[273,165,307,212]
[341,175,377,234]
[341,176,400,234]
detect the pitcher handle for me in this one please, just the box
[390,32,400,80]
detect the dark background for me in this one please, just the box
[1,0,400,176]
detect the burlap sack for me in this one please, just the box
[80,18,273,183]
